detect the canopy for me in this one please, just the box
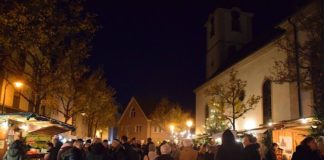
[0,112,75,135]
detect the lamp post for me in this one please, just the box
[1,80,24,113]
[169,124,175,140]
[186,120,193,138]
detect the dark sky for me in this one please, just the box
[86,0,305,114]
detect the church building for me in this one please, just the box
[195,1,317,159]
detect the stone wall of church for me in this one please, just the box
[195,42,313,134]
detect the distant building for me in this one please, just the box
[118,97,169,144]
[195,1,317,158]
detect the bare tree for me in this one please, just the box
[271,0,324,136]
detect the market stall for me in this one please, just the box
[0,112,75,159]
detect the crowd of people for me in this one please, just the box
[3,129,324,160]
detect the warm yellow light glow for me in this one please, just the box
[244,119,256,130]
[186,120,193,128]
[0,121,8,129]
[14,81,24,88]
[169,124,175,133]
[95,130,101,138]
[20,124,29,131]
[81,113,86,116]
[268,122,273,127]
[301,118,307,124]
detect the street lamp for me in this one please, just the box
[14,82,24,89]
[186,120,193,128]
[186,120,193,138]
[169,124,175,134]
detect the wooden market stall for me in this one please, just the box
[0,112,75,159]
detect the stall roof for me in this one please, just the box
[0,112,75,133]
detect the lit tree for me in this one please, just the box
[271,0,324,136]
[82,70,117,137]
[150,98,191,133]
[205,69,261,130]
[204,104,229,135]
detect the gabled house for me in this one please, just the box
[118,97,169,144]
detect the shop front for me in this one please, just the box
[0,112,75,159]
[240,118,312,160]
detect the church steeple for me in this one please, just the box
[205,7,253,79]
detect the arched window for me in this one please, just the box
[130,107,136,118]
[263,80,272,123]
[205,105,209,119]
[231,11,241,32]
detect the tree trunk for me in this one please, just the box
[34,97,41,114]
[232,104,236,131]
[87,117,94,137]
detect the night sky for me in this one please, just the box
[86,0,306,114]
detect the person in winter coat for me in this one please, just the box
[170,143,180,160]
[52,137,62,160]
[215,129,243,160]
[3,140,27,160]
[57,142,73,160]
[143,143,158,160]
[292,136,321,160]
[265,143,278,160]
[317,136,324,160]
[110,139,127,160]
[86,138,108,160]
[121,136,141,160]
[44,142,54,160]
[242,134,261,160]
[179,139,198,160]
[197,144,208,160]
[70,140,85,160]
[155,143,174,160]
[143,138,154,156]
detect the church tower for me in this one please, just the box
[205,7,253,79]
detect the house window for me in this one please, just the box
[263,80,272,123]
[210,16,215,37]
[130,107,136,118]
[12,90,20,109]
[135,125,142,133]
[231,11,241,32]
[153,126,161,133]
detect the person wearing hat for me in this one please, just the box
[110,139,126,160]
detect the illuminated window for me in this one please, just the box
[231,11,241,32]
[263,80,272,123]
[153,126,161,133]
[135,125,142,133]
[130,107,136,118]
[12,91,20,109]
